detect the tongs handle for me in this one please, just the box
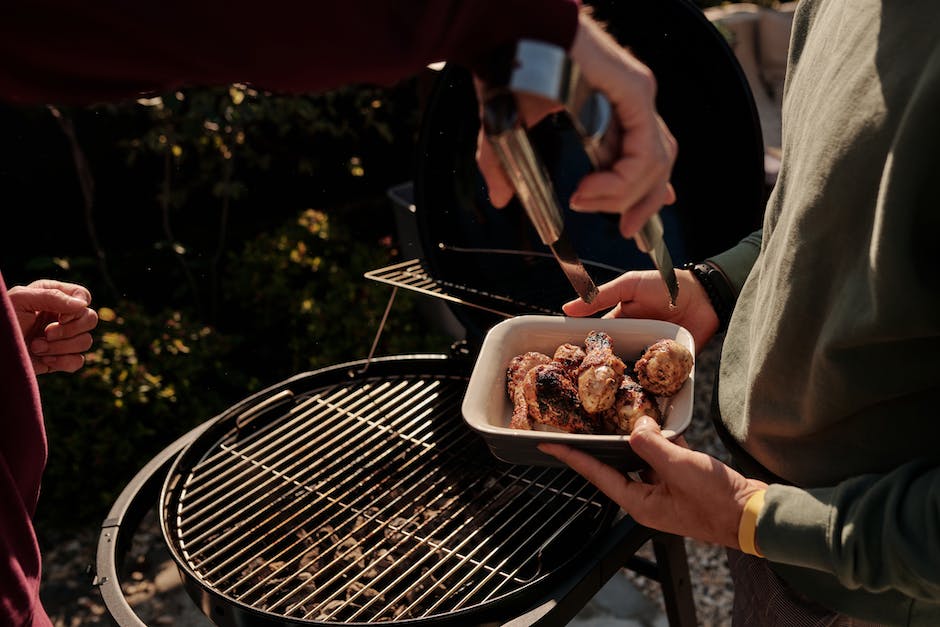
[482,92,563,246]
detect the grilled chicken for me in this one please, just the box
[506,351,552,429]
[601,375,661,434]
[506,334,688,434]
[634,339,693,397]
[552,343,586,374]
[522,363,594,433]
[577,331,626,414]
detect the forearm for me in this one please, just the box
[757,461,940,601]
[705,229,762,295]
[1,0,579,105]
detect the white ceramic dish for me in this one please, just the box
[462,315,695,470]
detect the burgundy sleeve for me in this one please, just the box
[0,274,52,627]
[0,0,579,105]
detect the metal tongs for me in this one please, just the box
[481,40,679,306]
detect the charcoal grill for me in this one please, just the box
[94,0,765,624]
[95,357,695,626]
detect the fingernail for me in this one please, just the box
[633,416,659,433]
[45,327,61,341]
[69,296,89,307]
[31,339,49,354]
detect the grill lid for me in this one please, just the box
[161,357,617,625]
[405,0,765,343]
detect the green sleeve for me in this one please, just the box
[705,230,762,296]
[756,461,940,601]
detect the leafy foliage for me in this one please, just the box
[24,80,453,536]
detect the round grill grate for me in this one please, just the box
[161,358,617,625]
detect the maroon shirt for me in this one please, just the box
[1,0,579,105]
[0,1,579,623]
[0,273,51,627]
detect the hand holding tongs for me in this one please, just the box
[481,40,679,307]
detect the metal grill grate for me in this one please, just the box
[364,258,557,318]
[364,251,629,321]
[166,372,614,624]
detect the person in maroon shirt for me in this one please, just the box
[1,2,680,624]
[0,279,98,626]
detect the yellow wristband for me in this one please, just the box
[738,489,766,557]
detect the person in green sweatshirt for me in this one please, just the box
[542,1,940,625]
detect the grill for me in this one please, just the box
[94,0,766,624]
[161,360,617,625]
[98,358,691,627]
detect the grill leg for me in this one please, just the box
[652,533,698,627]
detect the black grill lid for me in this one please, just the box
[410,0,765,343]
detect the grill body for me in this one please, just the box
[160,356,621,626]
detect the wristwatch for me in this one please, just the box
[682,261,736,331]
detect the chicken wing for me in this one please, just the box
[577,331,626,414]
[522,363,594,433]
[552,343,586,374]
[506,352,552,429]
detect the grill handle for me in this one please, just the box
[93,422,212,627]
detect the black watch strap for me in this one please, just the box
[682,261,736,331]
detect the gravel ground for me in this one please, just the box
[39,337,735,626]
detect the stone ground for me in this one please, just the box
[40,340,734,627]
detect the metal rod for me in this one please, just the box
[356,286,397,375]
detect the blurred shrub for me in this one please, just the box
[220,207,448,379]
[36,302,247,530]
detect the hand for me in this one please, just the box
[539,416,767,551]
[475,11,677,237]
[562,269,720,353]
[7,279,98,374]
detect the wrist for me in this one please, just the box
[737,488,768,557]
[682,261,736,331]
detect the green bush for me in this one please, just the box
[37,302,246,530]
[23,79,455,537]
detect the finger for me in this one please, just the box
[31,333,93,356]
[27,280,92,305]
[539,443,653,505]
[618,188,673,240]
[570,124,674,214]
[11,286,89,316]
[563,272,645,317]
[38,354,86,374]
[628,418,698,484]
[569,170,643,214]
[46,308,99,339]
[476,128,515,208]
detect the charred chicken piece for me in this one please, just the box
[506,352,552,429]
[552,343,586,374]
[634,339,693,396]
[523,363,594,433]
[601,375,661,434]
[577,331,626,414]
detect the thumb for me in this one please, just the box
[628,416,677,474]
[12,287,89,315]
[476,128,515,208]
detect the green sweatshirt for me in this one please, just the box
[709,0,940,624]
